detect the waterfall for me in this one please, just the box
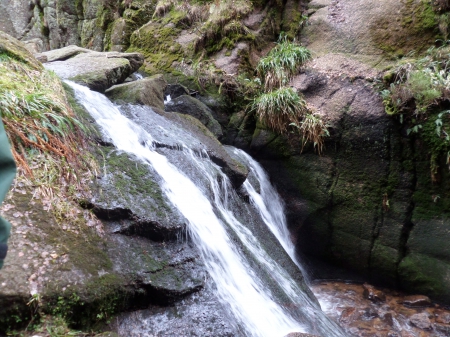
[67,81,346,337]
[231,149,308,279]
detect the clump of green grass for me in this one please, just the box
[257,37,311,90]
[250,38,327,153]
[252,87,307,134]
[0,53,84,174]
[381,44,450,177]
[0,52,98,215]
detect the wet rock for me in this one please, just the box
[120,105,248,190]
[361,307,379,320]
[105,75,167,110]
[409,313,432,330]
[339,307,359,324]
[402,295,431,308]
[285,333,322,337]
[164,83,190,100]
[165,95,223,140]
[434,322,450,335]
[435,310,450,324]
[42,46,144,92]
[116,287,240,337]
[88,147,185,241]
[382,312,394,327]
[363,283,386,303]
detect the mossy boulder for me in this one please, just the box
[88,146,185,241]
[165,95,224,139]
[0,31,42,70]
[105,74,167,110]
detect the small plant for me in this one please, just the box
[291,113,330,154]
[381,44,450,178]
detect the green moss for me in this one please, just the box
[398,253,450,302]
[371,0,441,58]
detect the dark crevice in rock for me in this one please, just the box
[79,201,184,241]
[112,219,185,242]
[396,136,418,287]
[153,141,184,151]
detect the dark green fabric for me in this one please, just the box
[0,118,16,269]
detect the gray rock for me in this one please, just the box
[402,295,431,308]
[0,31,42,70]
[88,146,185,241]
[36,45,91,62]
[165,95,224,140]
[119,104,248,190]
[105,74,167,110]
[362,283,386,303]
[44,48,144,92]
[409,313,432,330]
[435,323,450,335]
[164,83,190,100]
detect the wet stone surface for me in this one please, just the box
[312,281,450,337]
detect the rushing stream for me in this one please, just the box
[67,81,347,337]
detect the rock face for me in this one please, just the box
[220,0,450,304]
[40,46,144,92]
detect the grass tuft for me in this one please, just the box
[252,87,308,134]
[257,37,311,91]
[0,52,97,210]
[291,112,329,154]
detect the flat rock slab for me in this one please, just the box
[402,295,431,308]
[36,45,92,62]
[42,46,144,92]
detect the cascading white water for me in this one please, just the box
[67,81,346,337]
[231,149,307,279]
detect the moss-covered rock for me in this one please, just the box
[165,94,224,139]
[0,31,42,70]
[105,74,167,109]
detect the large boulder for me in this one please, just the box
[165,95,224,140]
[105,74,167,110]
[0,31,42,70]
[41,46,144,92]
[119,104,248,190]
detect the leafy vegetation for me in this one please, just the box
[252,87,307,134]
[380,45,450,176]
